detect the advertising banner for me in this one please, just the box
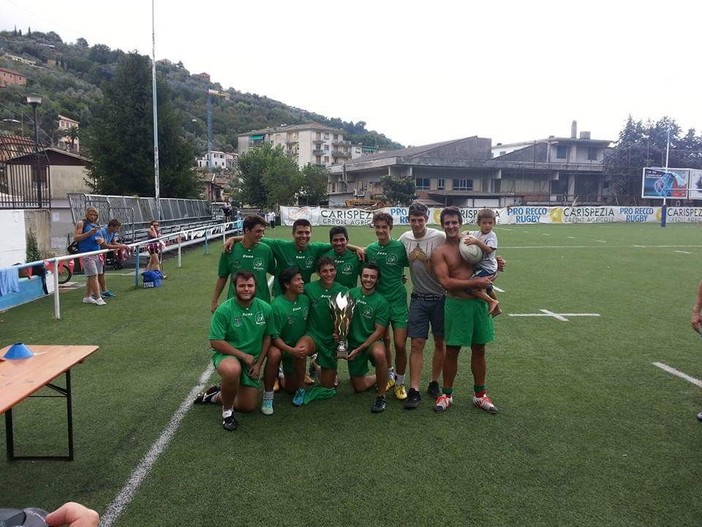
[642,167,689,199]
[280,206,678,226]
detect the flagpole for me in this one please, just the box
[661,126,671,228]
[152,0,161,220]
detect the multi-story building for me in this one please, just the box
[0,67,27,87]
[56,115,80,153]
[196,150,236,170]
[328,125,612,207]
[237,123,353,169]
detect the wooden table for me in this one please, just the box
[0,344,99,461]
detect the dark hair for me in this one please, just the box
[477,208,496,222]
[329,226,349,242]
[315,256,335,272]
[233,271,256,286]
[360,261,381,281]
[278,267,301,292]
[408,201,429,218]
[107,219,121,228]
[440,206,462,226]
[372,211,393,228]
[292,219,311,232]
[243,215,267,232]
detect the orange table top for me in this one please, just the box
[0,344,99,413]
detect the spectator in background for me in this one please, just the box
[222,202,232,222]
[98,219,130,298]
[146,220,165,276]
[74,207,106,306]
[266,210,276,229]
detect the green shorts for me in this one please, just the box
[212,351,261,389]
[388,302,409,329]
[346,342,379,378]
[306,332,338,371]
[444,297,494,348]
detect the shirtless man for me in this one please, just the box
[431,206,499,414]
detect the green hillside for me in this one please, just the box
[0,28,403,154]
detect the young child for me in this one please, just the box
[463,208,500,316]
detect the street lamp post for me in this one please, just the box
[26,93,43,208]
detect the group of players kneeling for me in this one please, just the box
[196,259,393,431]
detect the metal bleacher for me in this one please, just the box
[67,193,221,243]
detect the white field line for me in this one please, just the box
[508,310,600,322]
[101,364,215,527]
[502,244,702,249]
[675,250,692,254]
[652,362,702,388]
[596,240,607,243]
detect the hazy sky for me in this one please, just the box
[2,0,700,147]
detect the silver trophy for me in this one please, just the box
[328,292,355,359]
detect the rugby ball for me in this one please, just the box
[459,238,483,264]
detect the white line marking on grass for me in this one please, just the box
[652,362,702,388]
[502,244,702,250]
[596,240,607,243]
[675,250,692,254]
[101,364,215,527]
[508,309,601,322]
[542,233,551,236]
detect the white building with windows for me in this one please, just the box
[237,123,353,168]
[196,150,236,170]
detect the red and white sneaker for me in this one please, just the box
[472,394,498,414]
[433,393,453,413]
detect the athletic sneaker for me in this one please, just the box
[385,376,396,392]
[394,384,408,400]
[371,395,387,413]
[292,388,305,407]
[222,412,238,431]
[404,388,421,410]
[697,411,702,422]
[433,394,453,413]
[261,399,274,416]
[427,380,441,399]
[95,297,107,306]
[472,394,499,414]
[82,296,97,304]
[194,385,220,405]
[101,290,116,298]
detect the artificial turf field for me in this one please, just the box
[1,222,701,527]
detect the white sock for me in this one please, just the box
[263,391,274,401]
[396,374,405,386]
[387,368,394,380]
[222,408,233,419]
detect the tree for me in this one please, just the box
[238,143,301,208]
[299,164,329,205]
[86,52,199,198]
[604,116,702,201]
[381,175,415,205]
[61,126,79,151]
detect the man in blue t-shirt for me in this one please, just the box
[98,219,130,298]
